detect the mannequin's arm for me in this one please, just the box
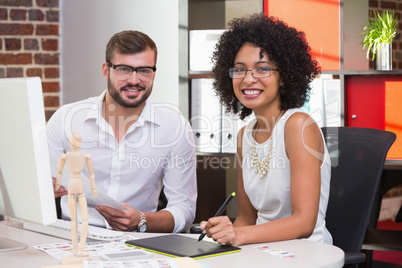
[85,154,97,196]
[55,154,66,191]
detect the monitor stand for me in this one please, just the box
[0,237,27,253]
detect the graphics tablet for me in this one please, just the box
[126,234,241,259]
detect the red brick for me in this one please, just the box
[44,95,59,106]
[395,51,402,60]
[0,0,33,7]
[46,10,58,22]
[44,67,58,78]
[45,109,57,121]
[28,9,44,21]
[0,53,32,64]
[369,0,379,8]
[35,24,58,35]
[42,81,59,92]
[0,23,34,35]
[6,67,23,77]
[34,53,58,64]
[381,1,397,9]
[24,38,39,50]
[36,0,58,8]
[26,67,42,77]
[10,9,27,21]
[0,8,7,20]
[42,38,57,51]
[5,38,21,50]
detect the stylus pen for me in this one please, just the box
[198,192,236,242]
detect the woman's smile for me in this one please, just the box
[242,88,263,98]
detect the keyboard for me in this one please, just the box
[19,219,124,241]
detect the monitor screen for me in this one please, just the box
[0,77,57,252]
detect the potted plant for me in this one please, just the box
[362,10,398,70]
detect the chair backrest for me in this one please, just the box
[321,127,396,253]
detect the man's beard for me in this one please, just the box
[107,77,152,108]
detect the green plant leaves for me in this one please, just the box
[362,10,397,60]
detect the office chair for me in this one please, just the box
[321,127,396,268]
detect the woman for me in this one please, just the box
[200,13,332,247]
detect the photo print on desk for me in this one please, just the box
[255,245,298,259]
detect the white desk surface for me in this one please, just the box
[0,221,344,268]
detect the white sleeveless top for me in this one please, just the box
[242,108,333,244]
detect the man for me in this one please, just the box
[47,30,197,233]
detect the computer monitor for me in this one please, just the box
[0,77,57,252]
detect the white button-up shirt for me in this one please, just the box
[47,91,197,232]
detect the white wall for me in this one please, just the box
[60,0,180,108]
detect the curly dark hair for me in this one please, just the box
[211,13,320,120]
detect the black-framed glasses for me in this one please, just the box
[108,62,156,81]
[229,67,278,79]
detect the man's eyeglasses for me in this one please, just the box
[229,67,278,79]
[108,62,156,81]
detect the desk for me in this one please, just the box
[0,221,344,268]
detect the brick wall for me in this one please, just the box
[0,0,59,120]
[369,0,402,70]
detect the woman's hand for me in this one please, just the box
[200,216,239,246]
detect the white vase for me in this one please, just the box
[375,43,392,70]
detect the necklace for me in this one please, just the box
[250,131,273,178]
[250,111,284,178]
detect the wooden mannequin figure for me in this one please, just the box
[55,131,97,262]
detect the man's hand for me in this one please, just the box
[53,177,67,198]
[95,203,140,232]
